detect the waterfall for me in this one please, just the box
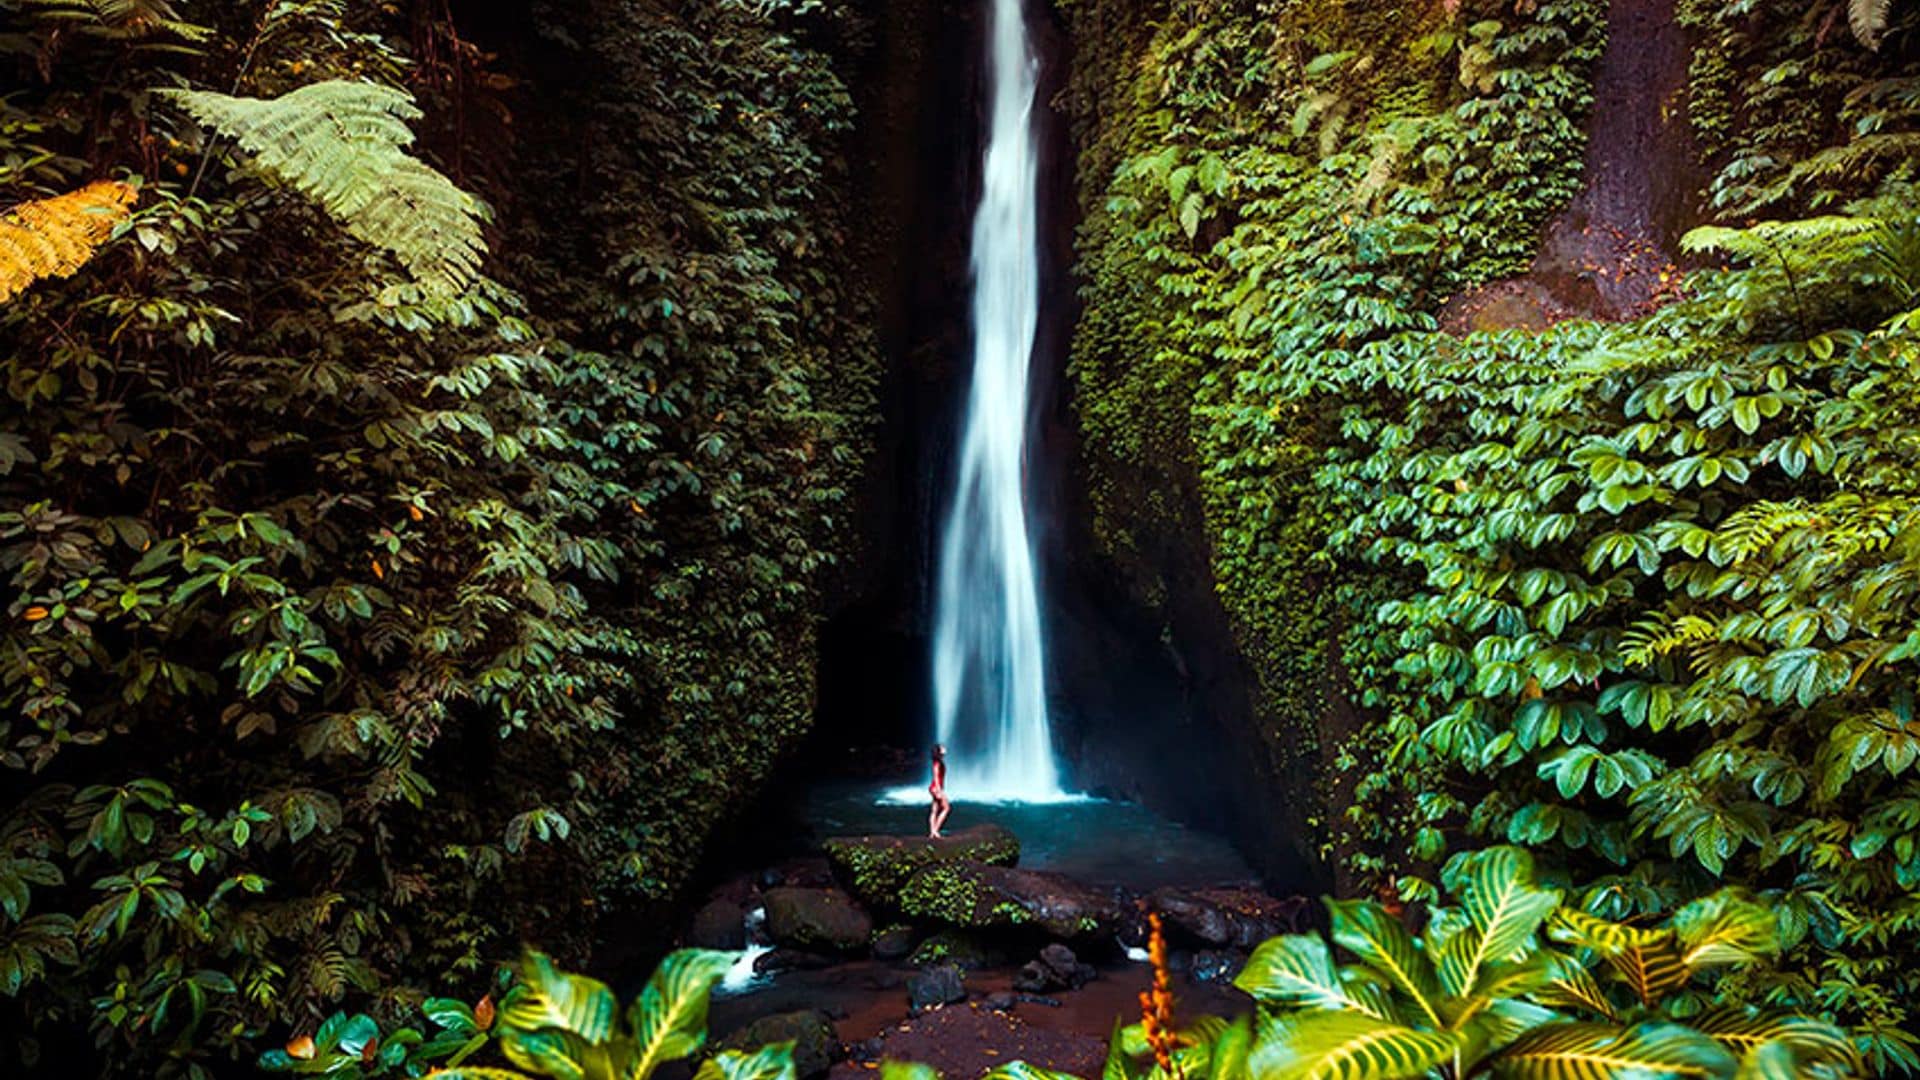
[925,0,1070,803]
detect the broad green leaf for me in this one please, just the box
[627,948,735,1079]
[1237,935,1372,1014]
[1492,1022,1737,1080]
[1250,1011,1459,1080]
[1328,899,1444,1027]
[882,1064,941,1080]
[982,1064,1087,1080]
[1441,847,1563,991]
[1693,1010,1858,1075]
[501,951,617,1042]
[696,1042,798,1080]
[1209,1014,1255,1080]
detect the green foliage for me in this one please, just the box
[0,0,878,1075]
[1227,847,1852,1080]
[160,80,488,296]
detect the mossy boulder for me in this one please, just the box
[763,887,874,952]
[823,824,1020,906]
[717,1010,838,1079]
[896,861,1123,941]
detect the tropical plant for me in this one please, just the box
[160,81,487,296]
[1229,847,1857,1080]
[0,179,136,302]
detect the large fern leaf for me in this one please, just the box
[0,180,137,304]
[159,80,487,296]
[21,0,210,40]
[1849,0,1892,49]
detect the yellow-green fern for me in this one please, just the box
[159,80,488,296]
[0,179,137,304]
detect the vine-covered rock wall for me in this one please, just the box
[1060,0,1920,1062]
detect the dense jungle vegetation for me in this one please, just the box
[3,0,1920,1076]
[1064,0,1920,1072]
[0,0,877,1073]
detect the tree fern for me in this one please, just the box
[20,0,210,41]
[159,81,488,296]
[1849,0,1893,50]
[0,179,137,303]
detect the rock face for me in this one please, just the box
[1148,886,1308,949]
[1188,949,1247,984]
[718,1010,839,1079]
[898,862,1124,939]
[824,824,1020,905]
[871,924,918,961]
[763,887,874,951]
[907,962,967,1013]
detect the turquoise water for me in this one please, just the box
[805,782,1256,892]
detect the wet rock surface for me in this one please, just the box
[823,824,1021,906]
[1013,944,1096,993]
[907,962,967,1013]
[764,887,875,952]
[717,1010,840,1079]
[1147,886,1309,949]
[898,862,1125,939]
[688,898,747,950]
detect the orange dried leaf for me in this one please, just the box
[23,606,49,621]
[287,1035,316,1060]
[474,993,495,1030]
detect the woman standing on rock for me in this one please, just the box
[929,744,951,838]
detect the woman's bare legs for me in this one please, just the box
[930,797,951,838]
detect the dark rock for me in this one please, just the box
[688,899,746,950]
[754,948,834,974]
[872,924,918,961]
[1149,887,1307,950]
[907,962,966,1013]
[851,1037,886,1064]
[1017,993,1062,1008]
[763,887,874,952]
[763,857,836,889]
[1013,944,1096,993]
[984,991,1018,1012]
[824,824,1021,906]
[718,1010,838,1079]
[1189,949,1247,984]
[908,931,1003,970]
[897,862,1124,939]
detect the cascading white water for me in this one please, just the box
[925,0,1070,803]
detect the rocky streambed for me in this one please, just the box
[684,825,1309,1078]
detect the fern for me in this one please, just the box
[0,180,137,304]
[21,0,211,41]
[1849,0,1893,50]
[160,81,489,296]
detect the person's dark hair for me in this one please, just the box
[932,744,946,761]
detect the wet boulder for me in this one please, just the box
[1148,887,1308,950]
[718,1010,839,1079]
[907,962,967,1013]
[908,930,1004,970]
[1012,943,1096,993]
[763,887,874,952]
[753,949,834,975]
[1188,949,1247,984]
[688,898,747,950]
[871,924,919,961]
[824,824,1020,907]
[898,862,1123,940]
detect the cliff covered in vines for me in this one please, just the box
[1064,0,1920,1067]
[0,0,877,1074]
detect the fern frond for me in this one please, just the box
[159,81,488,296]
[1849,0,1893,49]
[0,180,137,304]
[22,0,211,41]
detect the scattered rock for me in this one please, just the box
[762,857,836,889]
[823,824,1020,906]
[718,1010,838,1079]
[1013,943,1097,993]
[984,991,1018,1012]
[898,862,1123,939]
[1017,993,1062,1008]
[753,948,834,975]
[1189,949,1247,984]
[763,887,874,952]
[688,898,746,950]
[907,962,966,1013]
[851,1036,887,1064]
[871,924,918,961]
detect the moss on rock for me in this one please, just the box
[823,824,1019,906]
